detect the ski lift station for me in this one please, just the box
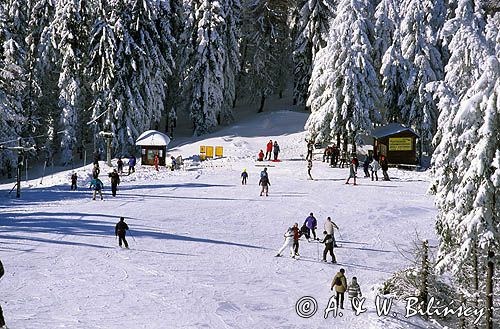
[135,130,171,166]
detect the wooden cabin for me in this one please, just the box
[135,130,171,166]
[372,123,419,165]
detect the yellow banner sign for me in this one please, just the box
[389,137,413,151]
[215,146,223,157]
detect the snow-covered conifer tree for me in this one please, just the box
[292,0,335,108]
[373,0,400,73]
[305,0,381,145]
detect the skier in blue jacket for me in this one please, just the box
[304,212,318,240]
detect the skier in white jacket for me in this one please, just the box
[324,217,340,247]
[370,158,380,181]
[275,227,294,257]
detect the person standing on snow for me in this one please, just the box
[292,222,301,258]
[0,260,6,328]
[306,140,314,160]
[275,226,294,257]
[370,157,380,181]
[348,277,363,310]
[259,174,271,196]
[265,140,273,160]
[154,153,159,171]
[260,167,268,178]
[307,159,313,180]
[170,156,177,171]
[128,155,136,174]
[89,177,104,200]
[273,141,280,161]
[324,217,339,247]
[117,157,124,174]
[331,268,348,309]
[304,213,318,240]
[380,155,390,181]
[71,173,78,190]
[241,169,248,185]
[109,169,120,197]
[115,217,129,248]
[345,158,357,185]
[321,230,337,263]
[362,156,370,178]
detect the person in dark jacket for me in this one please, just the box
[273,141,280,161]
[92,163,100,179]
[321,231,337,263]
[292,222,301,257]
[380,155,390,181]
[241,169,248,185]
[307,159,313,180]
[300,223,310,240]
[128,156,136,174]
[0,260,5,327]
[117,157,124,174]
[71,173,78,190]
[331,268,348,309]
[306,140,314,160]
[115,217,129,248]
[109,169,120,197]
[362,156,370,177]
[304,213,318,240]
[259,175,270,196]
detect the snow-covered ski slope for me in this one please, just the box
[1,110,439,328]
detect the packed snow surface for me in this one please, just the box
[0,111,439,328]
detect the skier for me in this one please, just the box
[260,167,268,178]
[275,226,294,257]
[300,223,310,240]
[348,277,363,310]
[115,217,129,248]
[321,230,337,263]
[241,169,248,185]
[257,150,264,161]
[92,163,100,179]
[109,169,120,197]
[128,155,136,174]
[306,140,314,160]
[380,155,390,181]
[323,146,332,162]
[154,153,159,171]
[370,157,380,181]
[117,157,124,174]
[170,156,177,171]
[70,173,78,190]
[273,141,280,161]
[259,174,270,196]
[292,222,301,258]
[265,140,273,160]
[331,268,348,309]
[89,177,104,200]
[0,260,6,328]
[324,217,340,247]
[307,159,313,180]
[362,156,370,177]
[304,212,318,240]
[345,158,357,185]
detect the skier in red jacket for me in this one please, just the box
[265,140,273,160]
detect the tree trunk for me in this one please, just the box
[258,93,266,113]
[351,133,357,157]
[336,133,341,149]
[486,251,494,329]
[420,240,429,319]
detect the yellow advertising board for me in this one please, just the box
[200,146,206,154]
[206,146,214,158]
[389,137,413,151]
[215,146,223,157]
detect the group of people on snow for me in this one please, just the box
[258,140,280,161]
[276,213,340,263]
[240,167,272,196]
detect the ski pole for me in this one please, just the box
[317,240,319,261]
[128,230,137,243]
[338,228,344,241]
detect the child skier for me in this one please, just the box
[241,169,248,185]
[348,277,363,310]
[292,223,301,258]
[71,173,78,190]
[115,217,129,248]
[321,230,337,263]
[275,226,294,257]
[89,178,104,200]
